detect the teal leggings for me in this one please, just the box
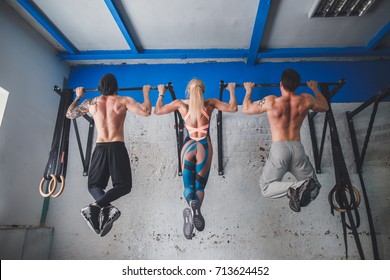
[181,136,212,204]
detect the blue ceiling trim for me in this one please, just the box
[104,0,139,53]
[367,22,390,51]
[58,49,248,60]
[257,47,390,58]
[247,0,272,65]
[17,0,77,54]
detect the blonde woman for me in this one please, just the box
[155,79,237,239]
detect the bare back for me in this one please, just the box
[89,95,128,142]
[267,94,311,142]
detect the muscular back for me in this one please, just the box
[267,94,312,142]
[89,95,128,143]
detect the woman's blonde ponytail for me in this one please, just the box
[186,79,205,123]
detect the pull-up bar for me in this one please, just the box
[220,80,345,88]
[67,85,170,93]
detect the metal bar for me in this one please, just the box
[59,49,248,61]
[84,118,95,176]
[104,0,140,53]
[318,113,328,171]
[359,101,379,169]
[72,119,86,170]
[220,81,343,88]
[17,0,77,54]
[308,112,321,173]
[247,0,272,65]
[256,47,390,59]
[217,81,224,175]
[348,88,390,118]
[77,86,160,93]
[167,83,183,176]
[367,21,390,51]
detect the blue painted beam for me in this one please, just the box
[367,22,390,51]
[104,0,140,53]
[247,0,272,65]
[17,0,77,54]
[58,49,248,61]
[257,47,390,58]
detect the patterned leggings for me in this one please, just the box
[181,136,213,205]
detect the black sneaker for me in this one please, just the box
[80,204,101,234]
[287,187,301,212]
[190,200,205,231]
[100,206,121,237]
[183,208,194,240]
[300,179,316,207]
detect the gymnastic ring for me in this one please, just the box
[50,175,65,198]
[39,174,57,198]
[329,185,361,212]
[328,185,361,213]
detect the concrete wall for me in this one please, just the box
[0,2,69,226]
[47,101,390,260]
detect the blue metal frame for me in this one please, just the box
[104,0,140,53]
[247,0,272,65]
[367,22,390,51]
[17,0,390,63]
[17,0,77,55]
[59,49,248,61]
[257,47,390,59]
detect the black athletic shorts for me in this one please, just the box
[88,141,132,191]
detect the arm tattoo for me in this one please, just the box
[66,97,98,119]
[258,98,266,107]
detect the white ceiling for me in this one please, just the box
[5,0,390,65]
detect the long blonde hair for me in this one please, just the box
[186,79,205,123]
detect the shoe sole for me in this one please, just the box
[183,208,194,240]
[80,211,100,234]
[191,202,205,231]
[300,179,317,207]
[288,188,301,212]
[100,211,121,237]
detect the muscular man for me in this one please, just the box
[66,73,151,236]
[242,68,329,212]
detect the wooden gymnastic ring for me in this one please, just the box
[51,175,65,198]
[328,185,361,213]
[39,174,57,197]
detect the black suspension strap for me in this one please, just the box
[345,87,390,260]
[39,86,73,225]
[308,80,366,259]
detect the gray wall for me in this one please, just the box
[0,1,69,225]
[47,102,389,260]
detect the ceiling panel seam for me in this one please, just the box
[17,0,77,54]
[247,0,272,65]
[104,0,140,53]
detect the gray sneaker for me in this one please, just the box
[81,204,101,234]
[183,208,194,240]
[100,205,121,237]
